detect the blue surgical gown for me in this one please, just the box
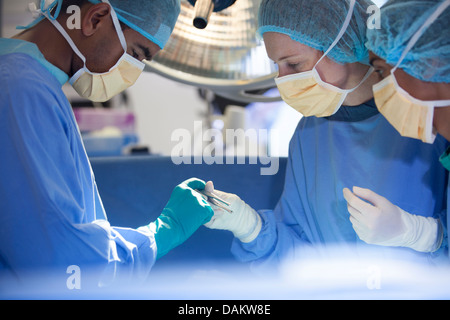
[0,39,156,284]
[232,100,450,268]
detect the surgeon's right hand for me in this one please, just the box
[140,178,214,259]
[203,181,262,243]
[343,186,443,253]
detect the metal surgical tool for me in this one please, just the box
[195,189,233,213]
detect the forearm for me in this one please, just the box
[399,213,444,253]
[231,210,310,266]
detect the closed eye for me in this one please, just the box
[132,49,139,59]
[137,44,152,61]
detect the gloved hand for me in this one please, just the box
[203,181,262,243]
[140,178,214,259]
[343,186,443,253]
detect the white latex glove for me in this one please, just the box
[203,181,262,243]
[343,186,443,253]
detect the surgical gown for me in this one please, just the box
[0,39,157,285]
[232,100,450,268]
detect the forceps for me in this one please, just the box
[195,189,233,214]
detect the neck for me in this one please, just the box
[343,66,381,106]
[12,18,74,75]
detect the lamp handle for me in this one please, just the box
[193,0,214,29]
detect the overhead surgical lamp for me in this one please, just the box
[144,0,280,103]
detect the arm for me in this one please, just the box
[0,76,158,281]
[0,74,212,283]
[204,123,312,266]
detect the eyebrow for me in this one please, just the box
[369,57,380,66]
[277,54,304,64]
[137,44,153,61]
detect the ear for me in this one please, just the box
[80,3,112,37]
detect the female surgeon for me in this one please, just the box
[202,0,449,270]
[343,0,450,255]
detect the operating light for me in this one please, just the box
[145,0,280,103]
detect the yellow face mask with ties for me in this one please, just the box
[274,0,373,118]
[275,67,372,117]
[372,0,450,144]
[44,0,145,102]
[70,52,145,103]
[373,74,450,144]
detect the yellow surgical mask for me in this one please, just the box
[276,67,373,117]
[373,0,450,144]
[69,52,145,102]
[373,74,450,143]
[274,0,373,118]
[44,0,145,102]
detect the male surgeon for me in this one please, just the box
[0,0,213,286]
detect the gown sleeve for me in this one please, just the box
[0,55,156,284]
[230,121,312,268]
[231,112,450,270]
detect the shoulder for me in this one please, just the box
[0,53,73,133]
[290,116,326,142]
[0,53,60,92]
[0,53,68,112]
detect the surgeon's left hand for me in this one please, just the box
[140,178,214,259]
[343,187,443,253]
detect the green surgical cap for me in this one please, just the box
[88,0,181,49]
[366,0,450,83]
[257,0,375,65]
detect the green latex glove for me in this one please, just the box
[144,178,214,259]
[440,147,450,171]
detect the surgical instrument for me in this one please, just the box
[195,189,233,213]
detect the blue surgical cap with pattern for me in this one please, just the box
[258,0,376,65]
[88,0,180,49]
[366,0,450,83]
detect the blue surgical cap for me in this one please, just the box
[88,0,181,49]
[257,0,375,65]
[366,0,450,83]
